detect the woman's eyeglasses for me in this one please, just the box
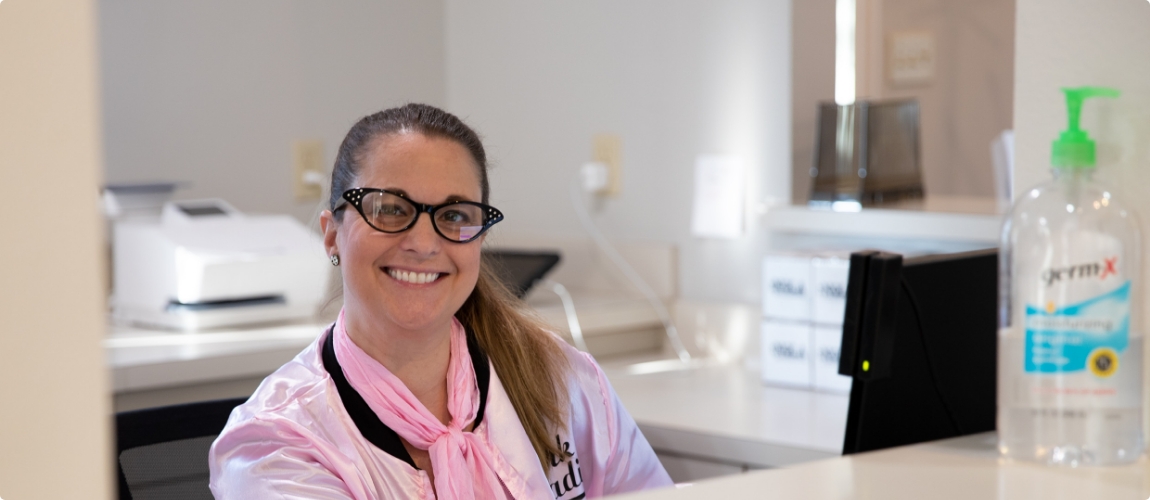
[334,188,503,243]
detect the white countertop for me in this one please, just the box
[601,361,847,468]
[106,321,848,468]
[104,288,661,393]
[106,321,324,392]
[104,283,673,390]
[765,197,1005,244]
[611,432,1150,499]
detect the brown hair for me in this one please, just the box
[330,103,570,468]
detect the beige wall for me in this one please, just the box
[791,0,836,204]
[99,0,446,227]
[1014,0,1150,437]
[792,0,1014,202]
[0,0,112,498]
[873,0,1015,198]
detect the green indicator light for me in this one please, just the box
[862,360,870,372]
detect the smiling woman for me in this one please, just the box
[208,104,673,499]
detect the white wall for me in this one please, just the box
[1014,0,1150,436]
[100,1,793,303]
[445,0,792,303]
[1014,0,1150,200]
[99,0,446,225]
[1014,0,1150,312]
[0,0,111,498]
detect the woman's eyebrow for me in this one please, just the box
[382,188,475,204]
[443,194,477,203]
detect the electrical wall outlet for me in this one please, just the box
[592,134,622,196]
[887,31,935,86]
[293,139,325,202]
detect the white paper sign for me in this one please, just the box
[690,155,744,239]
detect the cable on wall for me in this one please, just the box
[569,169,691,363]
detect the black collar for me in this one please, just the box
[320,325,491,470]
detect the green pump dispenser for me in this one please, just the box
[1051,86,1120,168]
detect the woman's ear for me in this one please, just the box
[320,210,339,257]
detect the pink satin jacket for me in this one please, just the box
[208,327,673,499]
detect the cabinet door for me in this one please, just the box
[656,452,748,483]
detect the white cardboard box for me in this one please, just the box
[761,319,812,388]
[811,256,850,325]
[762,254,812,322]
[812,324,853,393]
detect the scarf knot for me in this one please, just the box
[334,310,508,500]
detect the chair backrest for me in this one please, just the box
[115,397,248,500]
[481,249,561,298]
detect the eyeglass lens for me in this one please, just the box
[362,191,486,241]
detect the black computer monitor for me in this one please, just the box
[481,250,561,299]
[838,248,998,454]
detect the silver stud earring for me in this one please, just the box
[330,254,340,267]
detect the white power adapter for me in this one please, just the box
[580,161,610,194]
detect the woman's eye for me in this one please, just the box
[374,204,408,217]
[439,209,472,224]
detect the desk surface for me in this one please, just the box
[612,432,1150,499]
[106,322,323,392]
[106,322,848,469]
[105,289,663,392]
[602,361,847,468]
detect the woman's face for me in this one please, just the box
[323,132,485,337]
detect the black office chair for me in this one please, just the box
[481,249,562,299]
[115,397,248,500]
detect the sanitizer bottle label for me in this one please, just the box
[1024,280,1130,377]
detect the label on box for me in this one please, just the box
[812,256,850,325]
[812,324,853,393]
[762,255,812,322]
[761,319,812,388]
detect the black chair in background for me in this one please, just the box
[115,397,247,500]
[481,249,561,299]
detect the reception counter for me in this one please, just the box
[600,360,846,473]
[106,320,848,481]
[110,321,1149,499]
[611,432,1150,499]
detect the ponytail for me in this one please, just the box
[456,266,570,469]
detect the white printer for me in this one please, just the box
[112,199,330,331]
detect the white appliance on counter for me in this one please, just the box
[112,199,330,331]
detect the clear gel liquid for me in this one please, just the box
[998,335,1143,465]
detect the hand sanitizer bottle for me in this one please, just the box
[998,87,1143,466]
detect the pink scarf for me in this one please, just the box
[334,310,509,500]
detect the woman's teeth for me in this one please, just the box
[388,269,441,284]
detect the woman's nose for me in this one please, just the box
[398,213,442,254]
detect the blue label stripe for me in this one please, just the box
[1024,281,1131,374]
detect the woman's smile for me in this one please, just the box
[384,266,447,285]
